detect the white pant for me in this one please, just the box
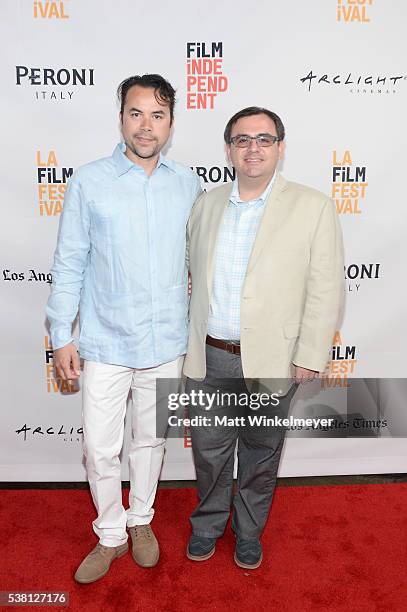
[82,356,183,547]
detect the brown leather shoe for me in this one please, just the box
[128,524,159,568]
[74,542,128,584]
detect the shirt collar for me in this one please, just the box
[230,171,277,206]
[112,142,176,177]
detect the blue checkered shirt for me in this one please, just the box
[207,175,276,340]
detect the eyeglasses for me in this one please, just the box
[229,134,282,148]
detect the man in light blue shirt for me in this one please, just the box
[46,74,201,583]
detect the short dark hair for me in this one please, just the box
[224,106,285,143]
[117,74,176,122]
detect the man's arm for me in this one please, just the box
[46,173,91,380]
[292,198,344,379]
[185,182,204,271]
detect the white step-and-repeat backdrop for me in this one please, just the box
[1,0,406,480]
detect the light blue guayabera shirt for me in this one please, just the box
[46,143,201,368]
[207,173,276,341]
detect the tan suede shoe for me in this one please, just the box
[128,525,159,567]
[74,542,128,584]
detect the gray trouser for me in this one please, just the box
[187,344,295,540]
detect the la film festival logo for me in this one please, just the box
[33,0,69,19]
[44,335,77,393]
[321,331,357,388]
[336,0,373,23]
[15,66,94,101]
[186,42,229,110]
[36,150,73,217]
[332,150,367,215]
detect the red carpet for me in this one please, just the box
[1,484,407,612]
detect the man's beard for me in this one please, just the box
[125,136,160,160]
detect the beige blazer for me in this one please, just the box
[183,172,344,393]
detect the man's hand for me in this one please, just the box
[54,343,81,380]
[293,365,319,384]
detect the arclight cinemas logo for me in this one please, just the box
[15,65,95,101]
[300,70,406,95]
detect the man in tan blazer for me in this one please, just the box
[184,106,344,569]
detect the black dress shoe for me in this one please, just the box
[234,537,263,569]
[186,535,216,561]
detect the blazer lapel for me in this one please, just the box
[245,172,288,275]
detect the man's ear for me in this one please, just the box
[225,143,231,163]
[278,140,286,161]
